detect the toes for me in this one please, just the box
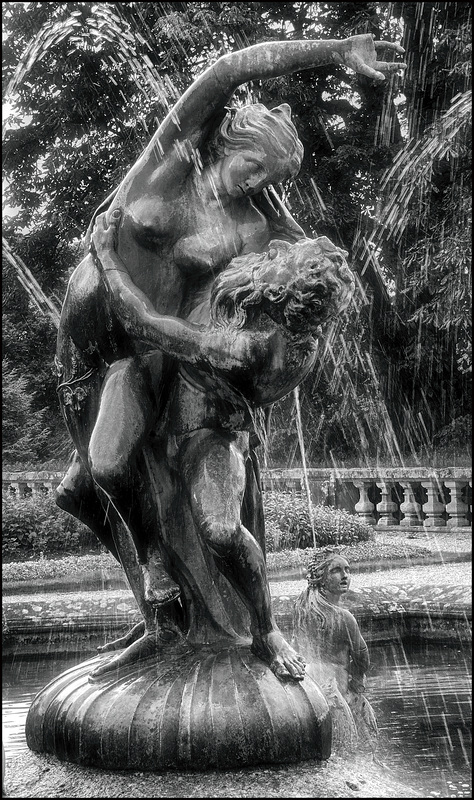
[287,663,305,680]
[270,659,292,680]
[270,657,305,682]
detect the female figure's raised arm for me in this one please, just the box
[125,34,406,191]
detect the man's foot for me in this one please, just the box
[89,628,180,681]
[141,563,181,606]
[97,620,146,653]
[252,630,306,681]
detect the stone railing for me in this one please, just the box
[3,467,472,529]
[262,467,472,529]
[2,471,63,497]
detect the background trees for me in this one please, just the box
[3,1,471,468]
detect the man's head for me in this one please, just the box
[210,236,355,333]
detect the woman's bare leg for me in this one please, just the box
[179,429,306,681]
[88,355,179,606]
[56,450,120,560]
[87,356,183,679]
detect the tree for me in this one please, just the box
[2,360,53,466]
[374,3,472,445]
[3,2,471,466]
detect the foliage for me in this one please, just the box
[2,232,74,464]
[2,360,52,464]
[263,490,372,552]
[2,491,101,560]
[2,551,118,582]
[2,1,471,467]
[373,3,472,444]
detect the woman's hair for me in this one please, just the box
[206,103,304,178]
[210,239,354,333]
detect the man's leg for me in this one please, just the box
[179,429,306,681]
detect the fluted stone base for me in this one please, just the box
[26,643,331,770]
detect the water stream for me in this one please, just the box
[293,385,317,547]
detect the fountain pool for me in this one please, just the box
[2,639,470,797]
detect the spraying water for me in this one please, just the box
[293,386,317,549]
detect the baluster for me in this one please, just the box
[375,481,398,526]
[10,480,27,498]
[444,480,469,527]
[399,481,423,526]
[353,481,376,525]
[420,479,446,527]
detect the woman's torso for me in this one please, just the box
[117,174,274,319]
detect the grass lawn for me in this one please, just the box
[2,539,434,584]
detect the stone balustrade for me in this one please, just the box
[2,471,63,497]
[262,467,472,529]
[3,467,472,529]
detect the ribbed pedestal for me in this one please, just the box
[26,643,331,770]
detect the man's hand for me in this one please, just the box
[336,33,406,81]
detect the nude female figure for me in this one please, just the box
[89,210,354,680]
[55,34,405,646]
[293,549,378,750]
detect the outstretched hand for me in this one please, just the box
[90,210,121,266]
[336,33,406,81]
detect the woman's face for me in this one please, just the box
[322,556,351,596]
[218,148,292,198]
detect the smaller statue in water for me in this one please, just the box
[292,547,378,753]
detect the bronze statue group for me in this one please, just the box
[54,34,403,749]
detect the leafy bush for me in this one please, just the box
[2,491,101,560]
[263,490,373,552]
[2,487,372,561]
[2,552,118,583]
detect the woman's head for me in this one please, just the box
[207,103,304,196]
[307,547,351,595]
[210,236,354,333]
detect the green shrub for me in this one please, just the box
[2,491,101,560]
[263,490,372,552]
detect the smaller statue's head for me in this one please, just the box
[307,547,351,601]
[210,236,355,334]
[207,103,304,198]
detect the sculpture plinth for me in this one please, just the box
[26,643,331,770]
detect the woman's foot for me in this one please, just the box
[89,627,180,681]
[97,620,146,653]
[252,630,306,681]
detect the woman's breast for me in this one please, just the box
[173,200,271,275]
[172,228,242,275]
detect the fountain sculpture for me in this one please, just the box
[26,33,405,770]
[293,547,379,754]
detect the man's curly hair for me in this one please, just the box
[210,238,355,333]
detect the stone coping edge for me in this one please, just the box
[3,583,471,652]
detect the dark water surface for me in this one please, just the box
[367,641,471,798]
[2,641,471,797]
